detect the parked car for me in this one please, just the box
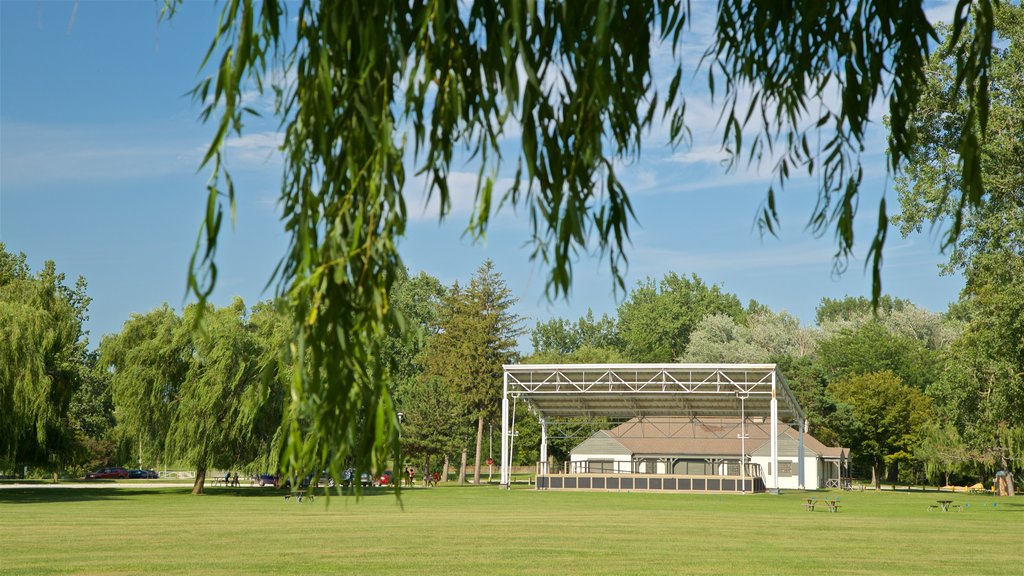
[378,470,393,486]
[127,469,159,479]
[86,467,129,479]
[253,473,278,487]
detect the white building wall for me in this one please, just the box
[750,455,819,489]
[570,453,632,473]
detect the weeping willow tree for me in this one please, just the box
[168,0,1000,483]
[0,244,90,474]
[103,299,288,494]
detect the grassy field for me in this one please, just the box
[0,484,1020,575]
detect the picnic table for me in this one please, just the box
[804,498,817,511]
[930,500,961,512]
[803,497,841,512]
[823,497,842,512]
[284,490,314,503]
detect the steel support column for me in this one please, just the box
[770,372,779,493]
[539,418,548,475]
[500,372,510,487]
[798,416,806,489]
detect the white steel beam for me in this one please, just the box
[500,372,510,487]
[770,371,779,493]
[539,418,548,475]
[798,417,806,489]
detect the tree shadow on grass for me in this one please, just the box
[0,487,191,504]
[0,485,403,504]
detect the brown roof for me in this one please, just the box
[593,417,846,458]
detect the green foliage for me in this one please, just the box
[914,420,973,485]
[894,3,1024,273]
[0,244,91,471]
[102,300,289,492]
[381,269,447,403]
[399,376,472,467]
[817,321,937,391]
[617,272,745,362]
[175,0,999,484]
[830,371,933,487]
[933,251,1024,457]
[421,261,523,420]
[64,351,117,474]
[682,310,818,363]
[418,261,524,481]
[530,309,620,356]
[523,346,628,365]
[816,295,909,325]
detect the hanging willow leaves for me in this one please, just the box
[167,0,997,486]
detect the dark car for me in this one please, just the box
[86,467,129,479]
[253,473,278,487]
[128,469,159,479]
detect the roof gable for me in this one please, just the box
[570,430,631,456]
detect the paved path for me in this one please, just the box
[0,481,244,489]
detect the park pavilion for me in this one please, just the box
[499,363,847,493]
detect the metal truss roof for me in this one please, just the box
[503,363,805,422]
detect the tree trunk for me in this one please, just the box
[192,468,206,495]
[473,415,484,484]
[871,460,881,490]
[423,455,431,486]
[999,453,1016,497]
[442,454,450,483]
[458,449,467,485]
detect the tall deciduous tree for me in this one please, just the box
[383,269,447,405]
[530,310,620,357]
[67,351,117,475]
[894,3,1024,275]
[420,261,524,484]
[682,310,818,363]
[0,244,91,474]
[617,273,746,362]
[928,253,1024,486]
[817,322,937,392]
[891,3,1023,493]
[830,371,933,489]
[172,0,999,479]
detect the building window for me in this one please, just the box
[778,461,795,476]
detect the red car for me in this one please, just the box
[86,467,129,479]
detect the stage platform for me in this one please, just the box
[535,474,765,493]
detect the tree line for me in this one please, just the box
[4,243,1021,492]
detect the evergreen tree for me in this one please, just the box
[420,261,524,483]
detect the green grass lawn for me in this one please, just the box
[1,485,1021,575]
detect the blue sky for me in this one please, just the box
[1,1,964,351]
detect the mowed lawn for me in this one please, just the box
[1,485,1021,575]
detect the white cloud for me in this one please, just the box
[406,170,516,223]
[0,121,198,189]
[925,0,960,25]
[222,131,284,165]
[667,144,729,166]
